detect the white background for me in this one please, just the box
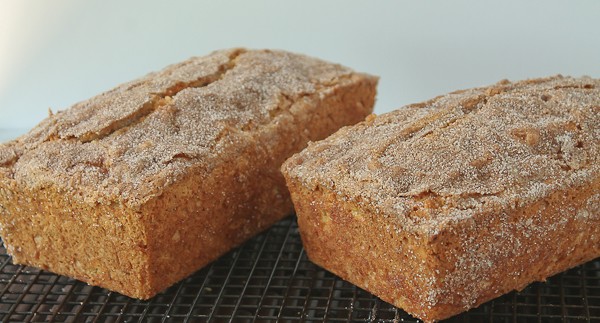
[1,0,599,141]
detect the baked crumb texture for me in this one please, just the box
[0,48,378,299]
[282,76,599,322]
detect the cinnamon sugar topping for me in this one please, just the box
[0,49,371,208]
[284,76,600,232]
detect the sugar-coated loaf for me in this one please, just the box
[0,48,378,299]
[282,76,599,322]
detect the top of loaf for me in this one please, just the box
[0,48,375,208]
[283,75,600,234]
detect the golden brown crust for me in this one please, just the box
[0,48,378,299]
[287,177,599,322]
[282,76,599,322]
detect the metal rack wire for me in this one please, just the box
[1,216,599,322]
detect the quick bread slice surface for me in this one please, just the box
[0,48,378,299]
[282,76,599,322]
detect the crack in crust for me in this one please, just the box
[63,49,246,144]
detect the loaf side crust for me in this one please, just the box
[282,76,599,321]
[0,49,378,298]
[285,177,599,322]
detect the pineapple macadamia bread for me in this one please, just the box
[282,75,599,322]
[0,48,378,299]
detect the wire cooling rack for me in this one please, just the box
[1,216,599,322]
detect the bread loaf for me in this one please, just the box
[282,76,599,322]
[0,48,378,299]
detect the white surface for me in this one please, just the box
[1,0,599,136]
